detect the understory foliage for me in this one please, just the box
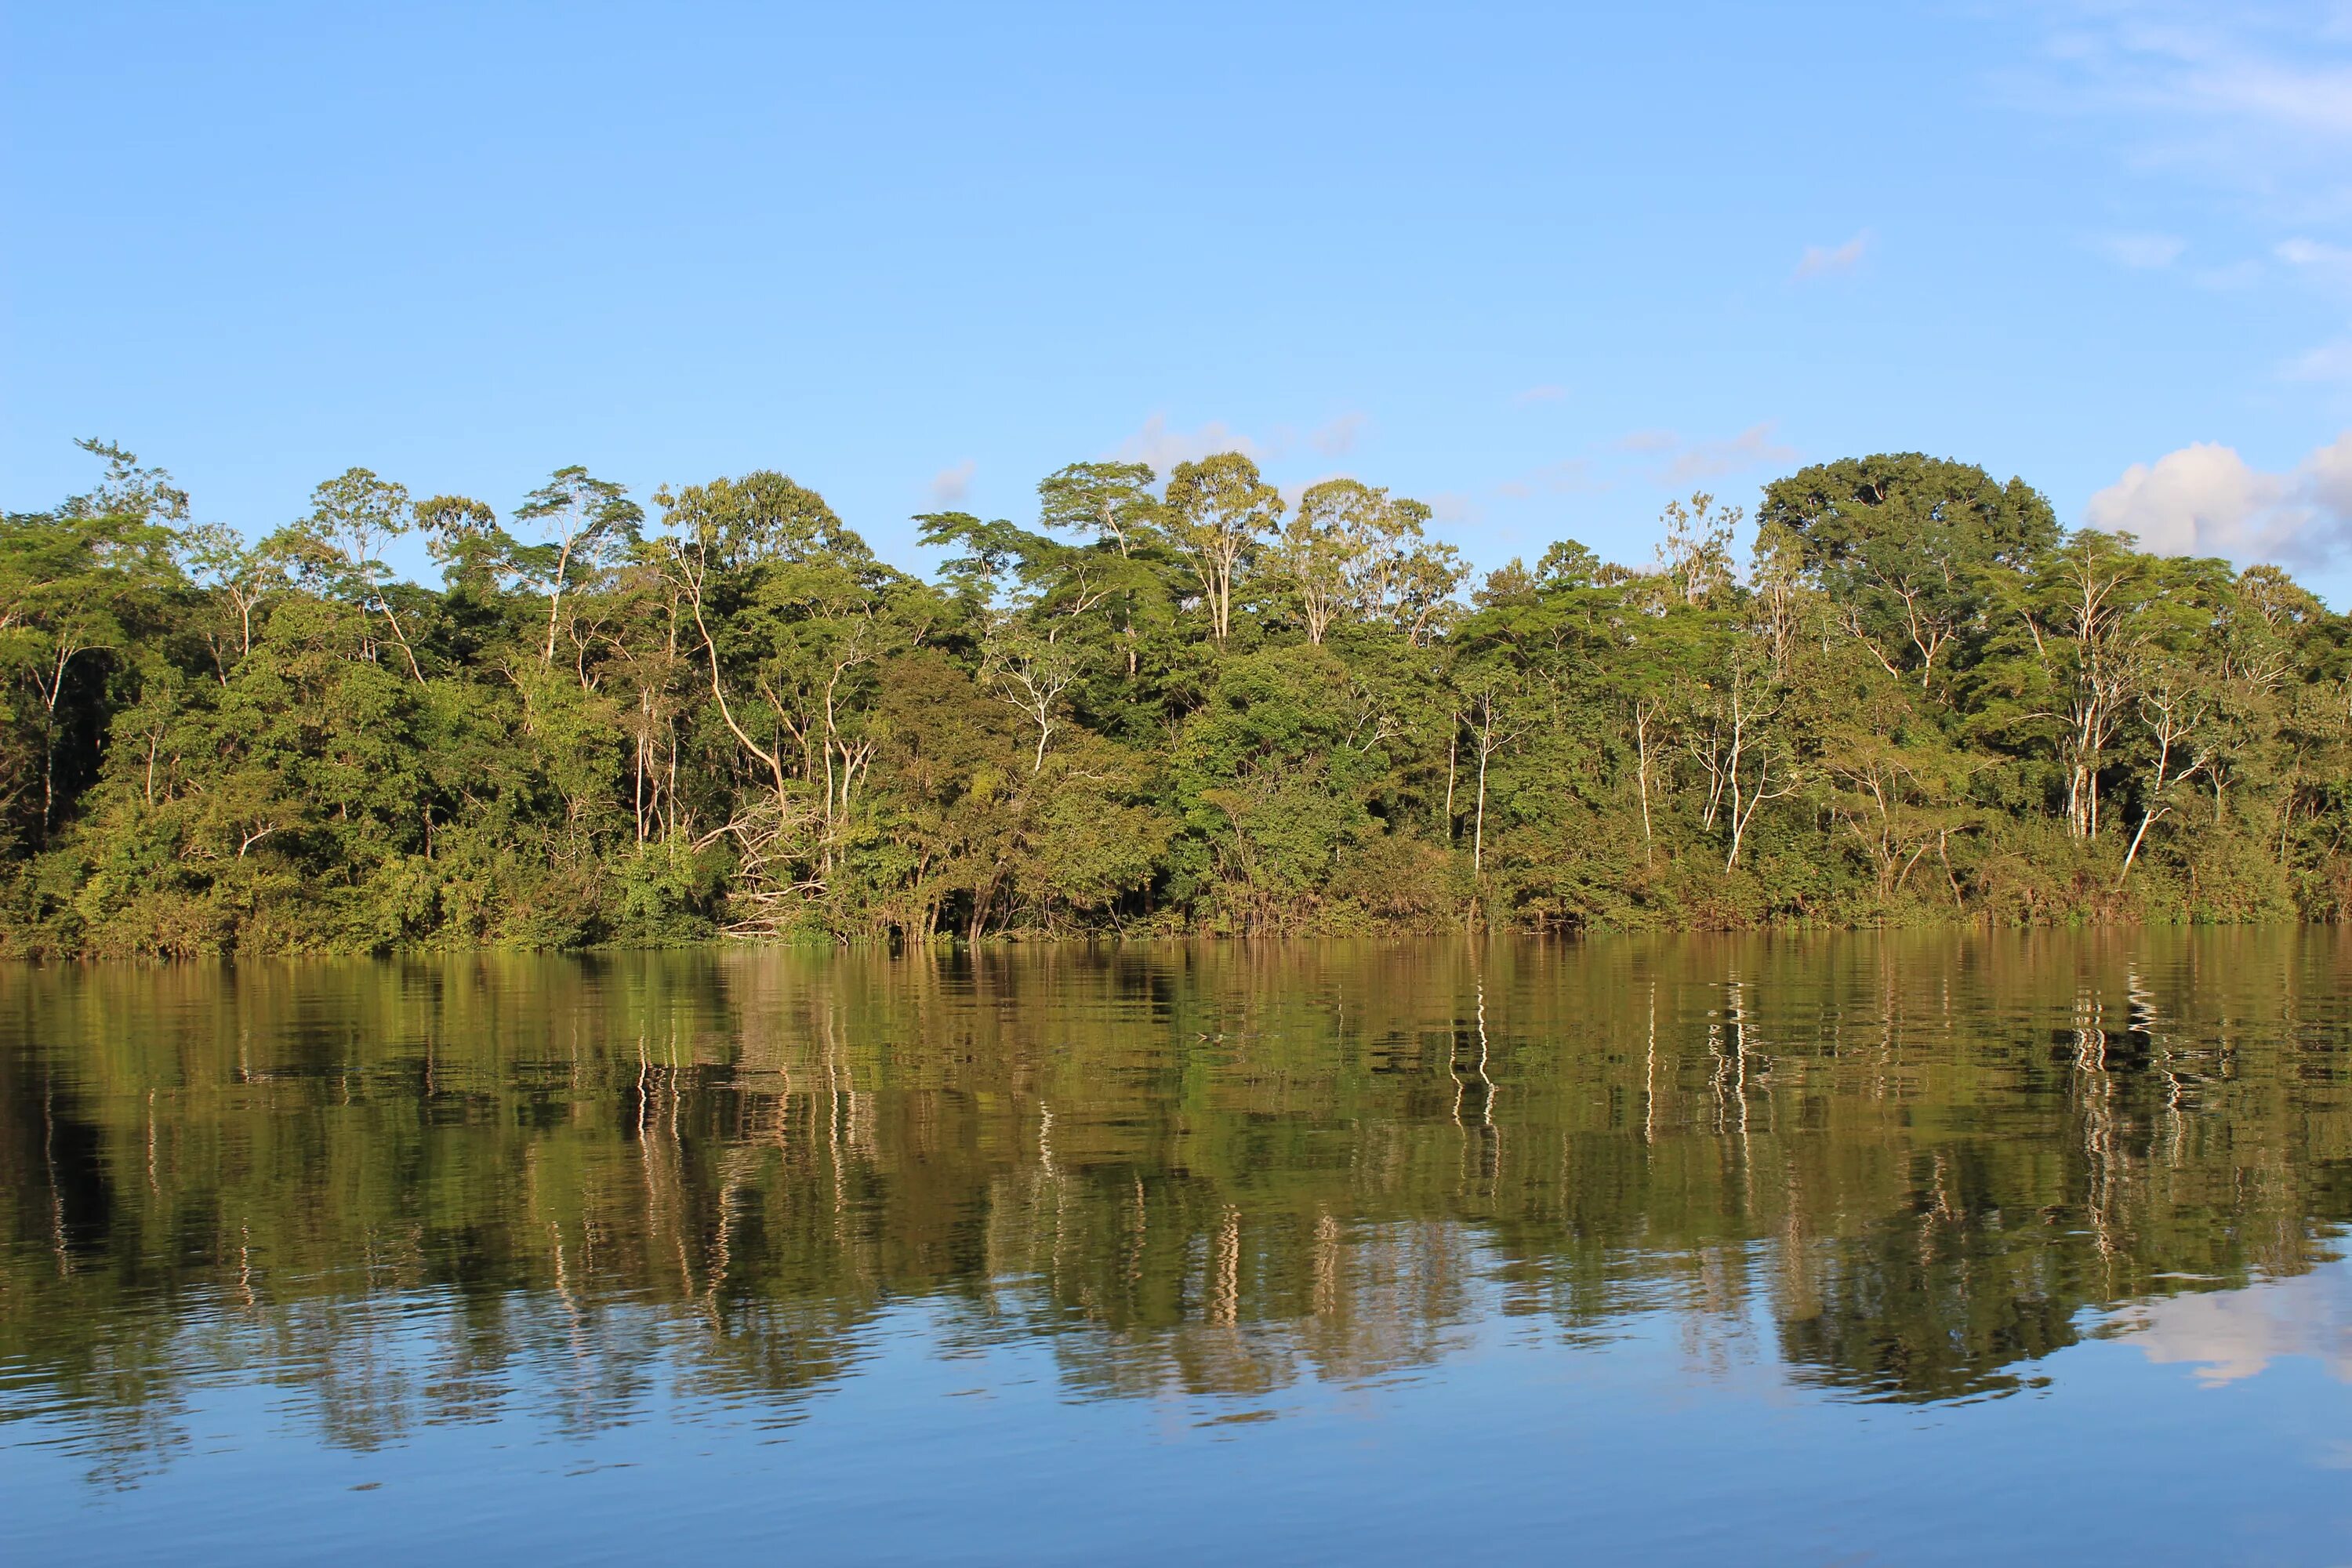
[3,441,2348,956]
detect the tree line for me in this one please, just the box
[2,437,2347,956]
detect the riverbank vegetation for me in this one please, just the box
[2,440,2347,955]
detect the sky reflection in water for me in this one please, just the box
[3,931,2349,1563]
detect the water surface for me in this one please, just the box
[5,932,2350,1563]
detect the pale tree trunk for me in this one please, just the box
[1632,700,1658,865]
[2120,689,2197,886]
[1443,722,1457,829]
[376,598,426,684]
[1469,693,1515,877]
[1474,735,1490,874]
[32,637,93,840]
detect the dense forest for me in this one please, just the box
[2,438,2348,956]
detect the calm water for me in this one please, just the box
[4,932,2350,1565]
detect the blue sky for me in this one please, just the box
[6,2,2352,597]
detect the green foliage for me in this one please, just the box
[2,439,2347,956]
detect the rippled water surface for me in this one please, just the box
[4,931,2350,1564]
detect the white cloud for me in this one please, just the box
[2085,431,2352,563]
[2308,428,2352,514]
[1310,412,1367,458]
[1112,413,1259,470]
[2110,1269,2352,1388]
[2085,441,2284,554]
[926,459,975,506]
[1794,230,1871,279]
[2096,231,2187,268]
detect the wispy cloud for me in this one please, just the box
[1425,491,1485,525]
[2051,10,2352,143]
[1615,423,1798,484]
[2085,430,2352,564]
[2095,231,2187,268]
[1494,459,1598,500]
[1110,410,1370,471]
[1511,383,1567,405]
[1794,230,1871,280]
[2019,8,2352,390]
[2191,257,2266,290]
[927,459,975,506]
[2277,236,2352,296]
[1310,412,1367,458]
[1666,424,1799,482]
[2278,237,2352,268]
[2284,335,2352,382]
[1112,413,1258,470]
[2022,7,2352,210]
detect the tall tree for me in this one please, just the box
[514,467,644,670]
[1164,452,1283,644]
[1760,454,2058,691]
[276,467,428,680]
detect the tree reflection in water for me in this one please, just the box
[2,929,2347,1484]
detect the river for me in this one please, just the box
[4,931,2348,1563]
